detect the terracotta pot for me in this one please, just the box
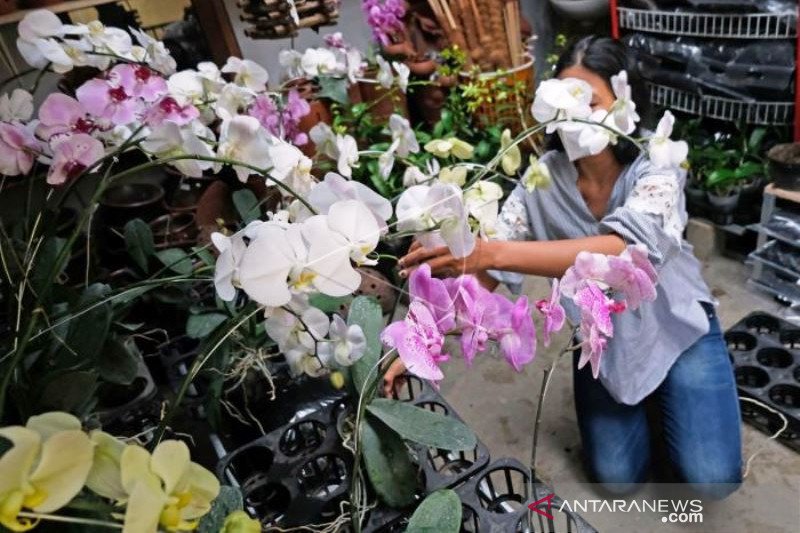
[357,77,409,124]
[409,83,448,127]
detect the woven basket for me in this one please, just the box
[461,55,535,134]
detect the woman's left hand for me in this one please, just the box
[398,238,493,278]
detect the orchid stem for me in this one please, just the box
[17,512,122,529]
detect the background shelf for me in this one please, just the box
[648,83,795,125]
[618,7,797,39]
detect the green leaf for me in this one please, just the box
[366,160,393,197]
[346,296,384,396]
[187,313,228,339]
[232,189,260,224]
[98,336,140,385]
[113,285,154,305]
[309,293,352,313]
[39,370,98,414]
[747,128,767,153]
[318,76,350,105]
[734,161,763,180]
[406,489,462,533]
[198,485,243,533]
[30,237,67,296]
[193,246,216,267]
[706,168,737,187]
[366,398,476,451]
[124,219,155,271]
[362,417,417,508]
[156,248,194,275]
[64,283,112,363]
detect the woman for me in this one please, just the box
[386,36,742,499]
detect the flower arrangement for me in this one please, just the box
[0,8,692,532]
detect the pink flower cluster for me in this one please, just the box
[381,264,536,383]
[362,0,406,46]
[542,244,658,378]
[248,89,310,146]
[0,122,40,178]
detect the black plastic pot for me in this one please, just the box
[726,312,800,452]
[707,188,740,225]
[767,143,800,192]
[100,182,166,227]
[685,182,708,218]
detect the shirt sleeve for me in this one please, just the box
[487,184,531,294]
[598,168,687,268]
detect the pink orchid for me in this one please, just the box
[536,279,566,347]
[445,275,493,364]
[36,93,96,140]
[574,282,626,378]
[144,96,200,127]
[0,122,40,176]
[76,77,141,125]
[381,300,449,382]
[47,133,105,185]
[249,94,281,136]
[560,251,611,297]
[409,264,455,332]
[109,64,167,102]
[496,296,537,372]
[605,254,657,310]
[578,320,608,380]
[282,89,310,146]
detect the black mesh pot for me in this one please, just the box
[726,312,800,452]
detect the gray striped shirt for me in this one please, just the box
[490,150,713,405]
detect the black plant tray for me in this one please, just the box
[215,396,352,527]
[95,356,159,433]
[725,312,800,452]
[390,374,492,493]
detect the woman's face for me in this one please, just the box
[558,64,615,112]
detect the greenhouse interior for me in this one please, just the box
[0,0,799,532]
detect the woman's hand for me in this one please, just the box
[398,238,495,279]
[383,358,407,397]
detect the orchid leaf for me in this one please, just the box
[366,399,476,451]
[63,283,112,363]
[156,248,194,275]
[30,237,67,296]
[232,189,260,224]
[318,76,350,104]
[347,296,384,397]
[406,489,462,533]
[187,313,228,339]
[362,416,417,508]
[309,293,351,314]
[124,219,154,271]
[98,336,139,385]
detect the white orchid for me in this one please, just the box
[214,83,256,121]
[610,70,639,135]
[140,122,215,178]
[301,48,338,77]
[301,216,363,297]
[239,223,307,307]
[576,109,619,156]
[0,89,33,122]
[389,114,419,157]
[531,77,593,132]
[500,129,522,175]
[84,20,132,56]
[217,115,272,182]
[196,62,225,93]
[424,137,474,159]
[402,166,428,187]
[464,181,503,237]
[222,57,269,92]
[520,155,552,192]
[397,183,475,258]
[266,140,315,197]
[335,134,359,177]
[393,61,410,92]
[17,36,74,73]
[309,122,338,159]
[326,199,380,265]
[265,307,329,376]
[308,172,392,231]
[376,56,394,89]
[318,315,367,368]
[167,70,206,106]
[131,27,176,74]
[648,111,689,170]
[279,49,304,79]
[345,48,364,83]
[210,230,248,301]
[438,166,467,186]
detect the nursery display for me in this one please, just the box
[0,5,700,533]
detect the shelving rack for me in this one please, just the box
[609,1,800,137]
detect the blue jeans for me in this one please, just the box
[573,303,742,499]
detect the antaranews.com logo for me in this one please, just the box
[529,495,704,524]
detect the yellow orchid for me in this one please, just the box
[118,440,220,533]
[438,166,467,187]
[423,137,474,160]
[221,510,261,533]
[499,129,522,175]
[0,412,94,532]
[520,155,552,192]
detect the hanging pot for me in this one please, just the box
[767,143,800,191]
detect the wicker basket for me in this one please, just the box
[460,55,535,134]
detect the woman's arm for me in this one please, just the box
[398,234,625,279]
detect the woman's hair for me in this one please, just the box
[546,35,650,165]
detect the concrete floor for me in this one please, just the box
[438,252,800,532]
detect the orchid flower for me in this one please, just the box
[376,55,394,88]
[500,129,522,175]
[239,223,307,307]
[140,122,215,178]
[16,10,78,72]
[438,166,467,186]
[214,83,257,122]
[167,70,206,107]
[222,511,261,533]
[0,122,40,177]
[210,230,248,301]
[424,137,474,159]
[575,108,619,156]
[389,113,419,157]
[279,50,304,79]
[497,296,537,371]
[266,140,314,197]
[76,77,141,126]
[318,315,367,367]
[463,181,503,237]
[145,96,200,127]
[520,155,551,192]
[0,89,33,123]
[648,111,689,170]
[300,48,338,77]
[110,63,167,102]
[335,134,359,177]
[610,70,639,135]
[0,412,94,532]
[381,300,449,382]
[308,172,393,231]
[325,199,381,265]
[221,57,269,92]
[309,122,338,159]
[535,279,566,347]
[47,133,105,186]
[575,282,626,378]
[393,61,410,92]
[408,264,456,332]
[265,306,330,376]
[217,115,272,182]
[530,77,592,133]
[130,27,177,75]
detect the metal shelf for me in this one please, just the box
[648,83,794,125]
[618,7,797,39]
[748,243,800,280]
[748,223,800,247]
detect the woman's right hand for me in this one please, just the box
[383,358,407,397]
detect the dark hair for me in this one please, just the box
[546,35,650,165]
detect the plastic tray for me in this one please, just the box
[725,312,800,452]
[618,7,797,39]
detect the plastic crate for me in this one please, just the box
[725,312,800,452]
[618,7,797,39]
